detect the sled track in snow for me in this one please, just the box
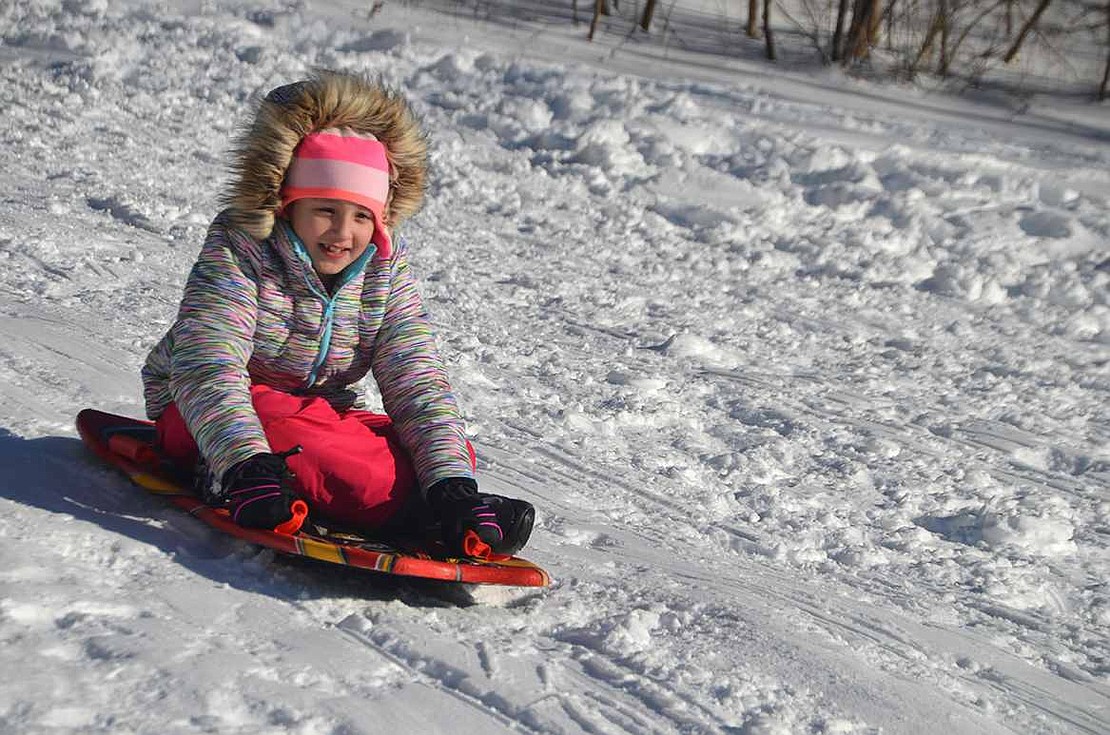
[334,608,738,735]
[336,615,543,734]
[480,435,1110,734]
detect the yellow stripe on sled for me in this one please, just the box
[296,537,347,565]
[131,472,185,495]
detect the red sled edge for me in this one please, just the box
[76,409,551,588]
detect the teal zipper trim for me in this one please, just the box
[279,221,377,389]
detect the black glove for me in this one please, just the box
[426,477,535,557]
[221,451,300,530]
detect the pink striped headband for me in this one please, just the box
[281,128,393,258]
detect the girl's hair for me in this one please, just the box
[222,70,428,241]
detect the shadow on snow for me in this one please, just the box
[0,426,471,607]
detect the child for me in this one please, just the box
[141,70,534,559]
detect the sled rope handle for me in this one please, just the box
[273,499,309,536]
[107,433,160,467]
[462,529,493,560]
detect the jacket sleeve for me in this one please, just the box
[167,223,270,479]
[370,238,475,490]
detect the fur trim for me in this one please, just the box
[223,70,428,241]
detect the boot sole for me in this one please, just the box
[499,501,535,556]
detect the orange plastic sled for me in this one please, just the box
[77,409,550,587]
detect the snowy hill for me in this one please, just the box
[0,0,1107,732]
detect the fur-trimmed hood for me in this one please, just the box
[222,70,428,242]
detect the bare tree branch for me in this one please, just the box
[1102,0,1110,99]
[832,0,851,58]
[1003,0,1053,62]
[777,1,833,61]
[911,9,945,73]
[641,0,659,30]
[589,0,605,40]
[764,0,778,58]
[843,0,884,61]
[948,0,1009,63]
[938,0,951,75]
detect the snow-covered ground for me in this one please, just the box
[1,0,1108,732]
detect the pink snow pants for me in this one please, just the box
[156,385,420,530]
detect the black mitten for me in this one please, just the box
[426,477,535,557]
[221,451,299,530]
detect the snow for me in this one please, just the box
[1,0,1109,732]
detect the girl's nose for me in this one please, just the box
[330,213,355,240]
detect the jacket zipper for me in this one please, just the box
[282,222,376,389]
[305,292,338,388]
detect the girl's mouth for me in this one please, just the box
[319,243,350,257]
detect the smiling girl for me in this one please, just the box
[140,71,534,559]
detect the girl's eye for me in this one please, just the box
[356,213,372,222]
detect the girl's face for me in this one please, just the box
[287,198,377,277]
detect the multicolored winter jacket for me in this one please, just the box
[141,72,473,488]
